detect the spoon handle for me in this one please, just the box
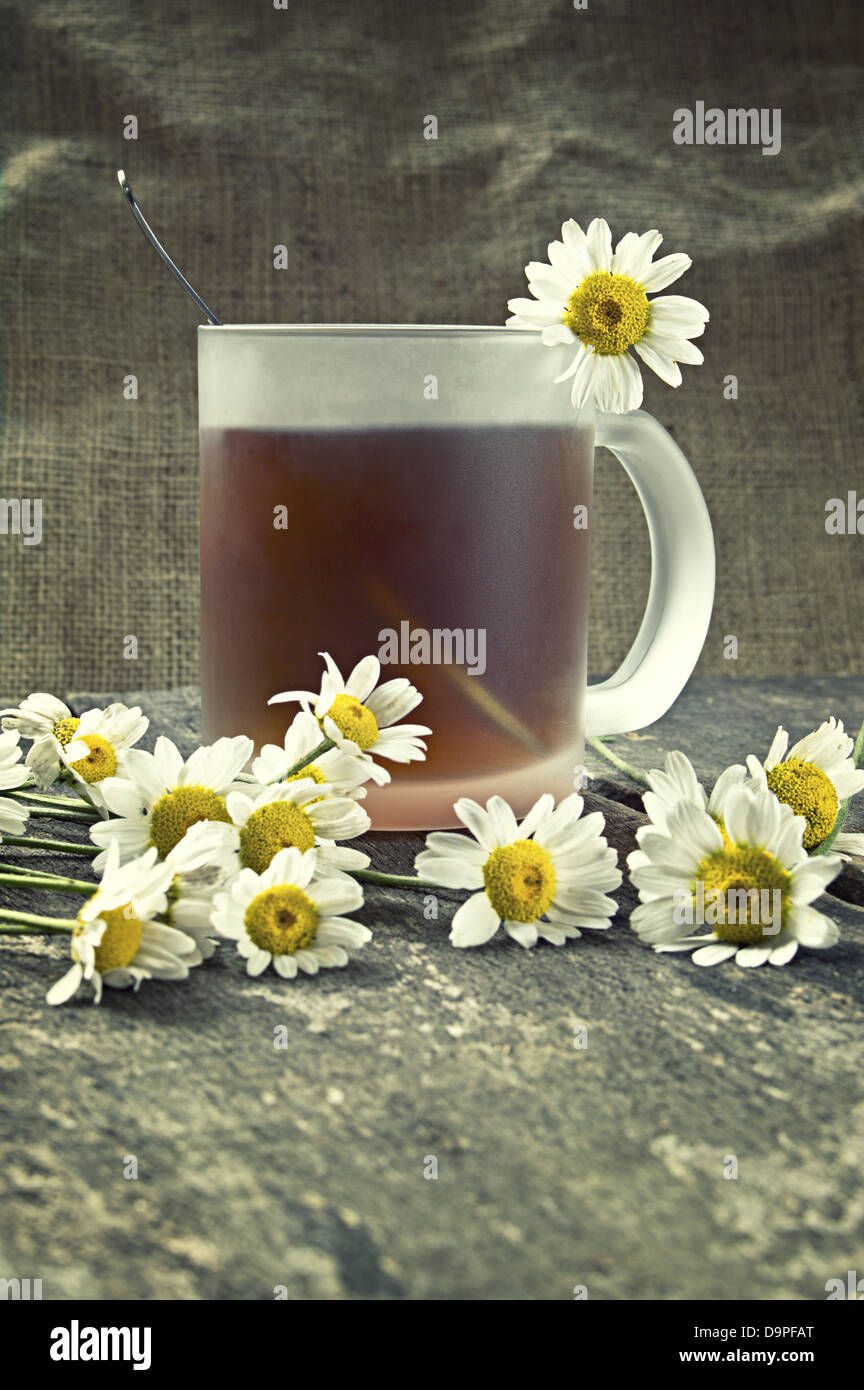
[117,170,222,326]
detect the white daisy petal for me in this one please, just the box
[452,798,497,851]
[46,963,84,1006]
[735,946,772,968]
[769,939,798,966]
[554,342,590,384]
[517,793,556,839]
[421,831,488,865]
[449,892,500,947]
[485,795,520,847]
[691,942,737,967]
[541,323,576,346]
[345,655,381,702]
[505,921,539,949]
[639,252,692,292]
[414,852,484,889]
[786,906,839,949]
[764,726,789,770]
[585,217,613,271]
[611,228,662,279]
[642,330,704,365]
[616,351,644,411]
[568,350,601,409]
[505,297,564,327]
[246,949,272,976]
[634,338,683,388]
[789,855,842,905]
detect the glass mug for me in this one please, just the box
[198,326,714,829]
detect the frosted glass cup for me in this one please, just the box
[198,326,715,829]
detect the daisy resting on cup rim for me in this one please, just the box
[416,792,622,949]
[628,782,842,968]
[507,217,709,413]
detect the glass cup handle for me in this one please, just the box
[584,409,715,737]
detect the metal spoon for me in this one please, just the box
[117,169,222,325]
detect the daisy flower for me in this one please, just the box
[640,750,748,834]
[89,733,253,869]
[46,841,200,1005]
[270,652,431,766]
[221,780,372,880]
[506,217,709,413]
[162,819,239,960]
[211,845,371,979]
[1,691,77,741]
[0,730,30,834]
[415,792,622,949]
[746,718,864,854]
[0,693,146,789]
[252,706,390,791]
[58,704,149,814]
[628,782,842,968]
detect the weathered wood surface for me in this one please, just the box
[0,677,862,1301]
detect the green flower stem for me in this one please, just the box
[0,859,94,886]
[0,834,99,857]
[586,736,651,789]
[7,798,98,823]
[815,712,864,857]
[271,738,335,784]
[351,868,456,892]
[0,871,93,895]
[11,788,98,815]
[0,909,76,933]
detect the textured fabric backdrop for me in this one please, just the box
[0,0,861,692]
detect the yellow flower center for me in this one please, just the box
[285,763,327,805]
[482,840,556,923]
[765,759,839,850]
[74,903,142,973]
[694,846,790,945]
[239,801,316,874]
[53,716,81,747]
[323,694,379,750]
[149,785,232,859]
[244,884,318,955]
[68,733,117,784]
[286,764,326,786]
[564,271,650,355]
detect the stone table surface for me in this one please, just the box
[0,676,862,1301]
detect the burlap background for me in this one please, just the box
[0,0,861,693]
